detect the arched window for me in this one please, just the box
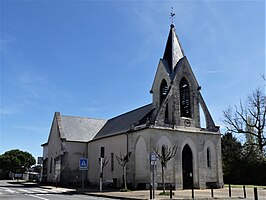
[160,79,169,121]
[160,79,168,105]
[207,148,211,168]
[49,157,53,173]
[180,77,191,118]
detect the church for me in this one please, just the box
[42,23,224,189]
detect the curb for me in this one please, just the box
[76,191,146,200]
[75,191,244,200]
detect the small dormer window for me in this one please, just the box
[180,77,191,118]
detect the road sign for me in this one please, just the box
[37,157,43,164]
[150,152,156,165]
[79,158,88,170]
[150,152,156,198]
[150,152,156,161]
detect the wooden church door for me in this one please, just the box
[182,144,193,189]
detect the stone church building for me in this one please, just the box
[42,23,223,189]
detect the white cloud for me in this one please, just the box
[0,35,17,51]
[17,70,47,99]
[14,125,48,134]
[204,69,225,74]
[0,107,20,115]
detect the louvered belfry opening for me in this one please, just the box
[160,79,169,121]
[180,77,191,118]
[160,79,168,105]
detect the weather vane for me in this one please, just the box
[170,7,175,24]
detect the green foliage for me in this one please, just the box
[0,149,36,173]
[120,188,131,192]
[222,133,266,185]
[159,191,174,196]
[221,133,242,178]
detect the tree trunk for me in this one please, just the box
[258,130,263,152]
[123,165,127,190]
[162,164,165,193]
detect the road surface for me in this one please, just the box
[0,180,113,200]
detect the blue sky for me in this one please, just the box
[1,0,265,159]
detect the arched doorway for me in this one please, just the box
[182,144,193,189]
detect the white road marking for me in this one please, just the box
[26,194,49,200]
[3,188,18,193]
[30,188,49,193]
[17,188,34,193]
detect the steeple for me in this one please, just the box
[163,24,185,71]
[151,21,219,132]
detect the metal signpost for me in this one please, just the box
[99,147,105,192]
[100,157,103,192]
[79,158,88,190]
[150,152,156,199]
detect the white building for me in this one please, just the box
[41,112,106,184]
[42,23,223,189]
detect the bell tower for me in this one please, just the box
[150,24,218,132]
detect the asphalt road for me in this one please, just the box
[0,180,113,200]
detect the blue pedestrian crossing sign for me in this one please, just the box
[79,158,88,170]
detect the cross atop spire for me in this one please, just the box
[170,7,175,24]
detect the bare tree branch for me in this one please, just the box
[153,145,177,193]
[115,152,131,190]
[223,88,266,153]
[98,156,109,170]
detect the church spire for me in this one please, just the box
[163,23,185,71]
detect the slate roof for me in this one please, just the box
[60,115,107,142]
[93,104,154,140]
[163,24,184,72]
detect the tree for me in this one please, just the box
[223,88,266,153]
[115,152,131,191]
[154,145,177,193]
[0,149,36,173]
[221,132,242,183]
[98,156,109,179]
[221,132,266,185]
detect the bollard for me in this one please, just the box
[192,186,194,199]
[229,184,232,197]
[254,187,258,200]
[211,185,214,198]
[150,184,152,199]
[170,184,172,199]
[76,176,79,191]
[243,185,246,198]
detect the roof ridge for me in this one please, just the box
[92,103,154,140]
[107,103,153,121]
[60,115,107,121]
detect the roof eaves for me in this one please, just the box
[56,112,66,139]
[41,142,48,147]
[90,130,128,142]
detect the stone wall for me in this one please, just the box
[128,127,223,189]
[87,134,127,187]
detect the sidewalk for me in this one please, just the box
[76,186,266,200]
[13,180,266,200]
